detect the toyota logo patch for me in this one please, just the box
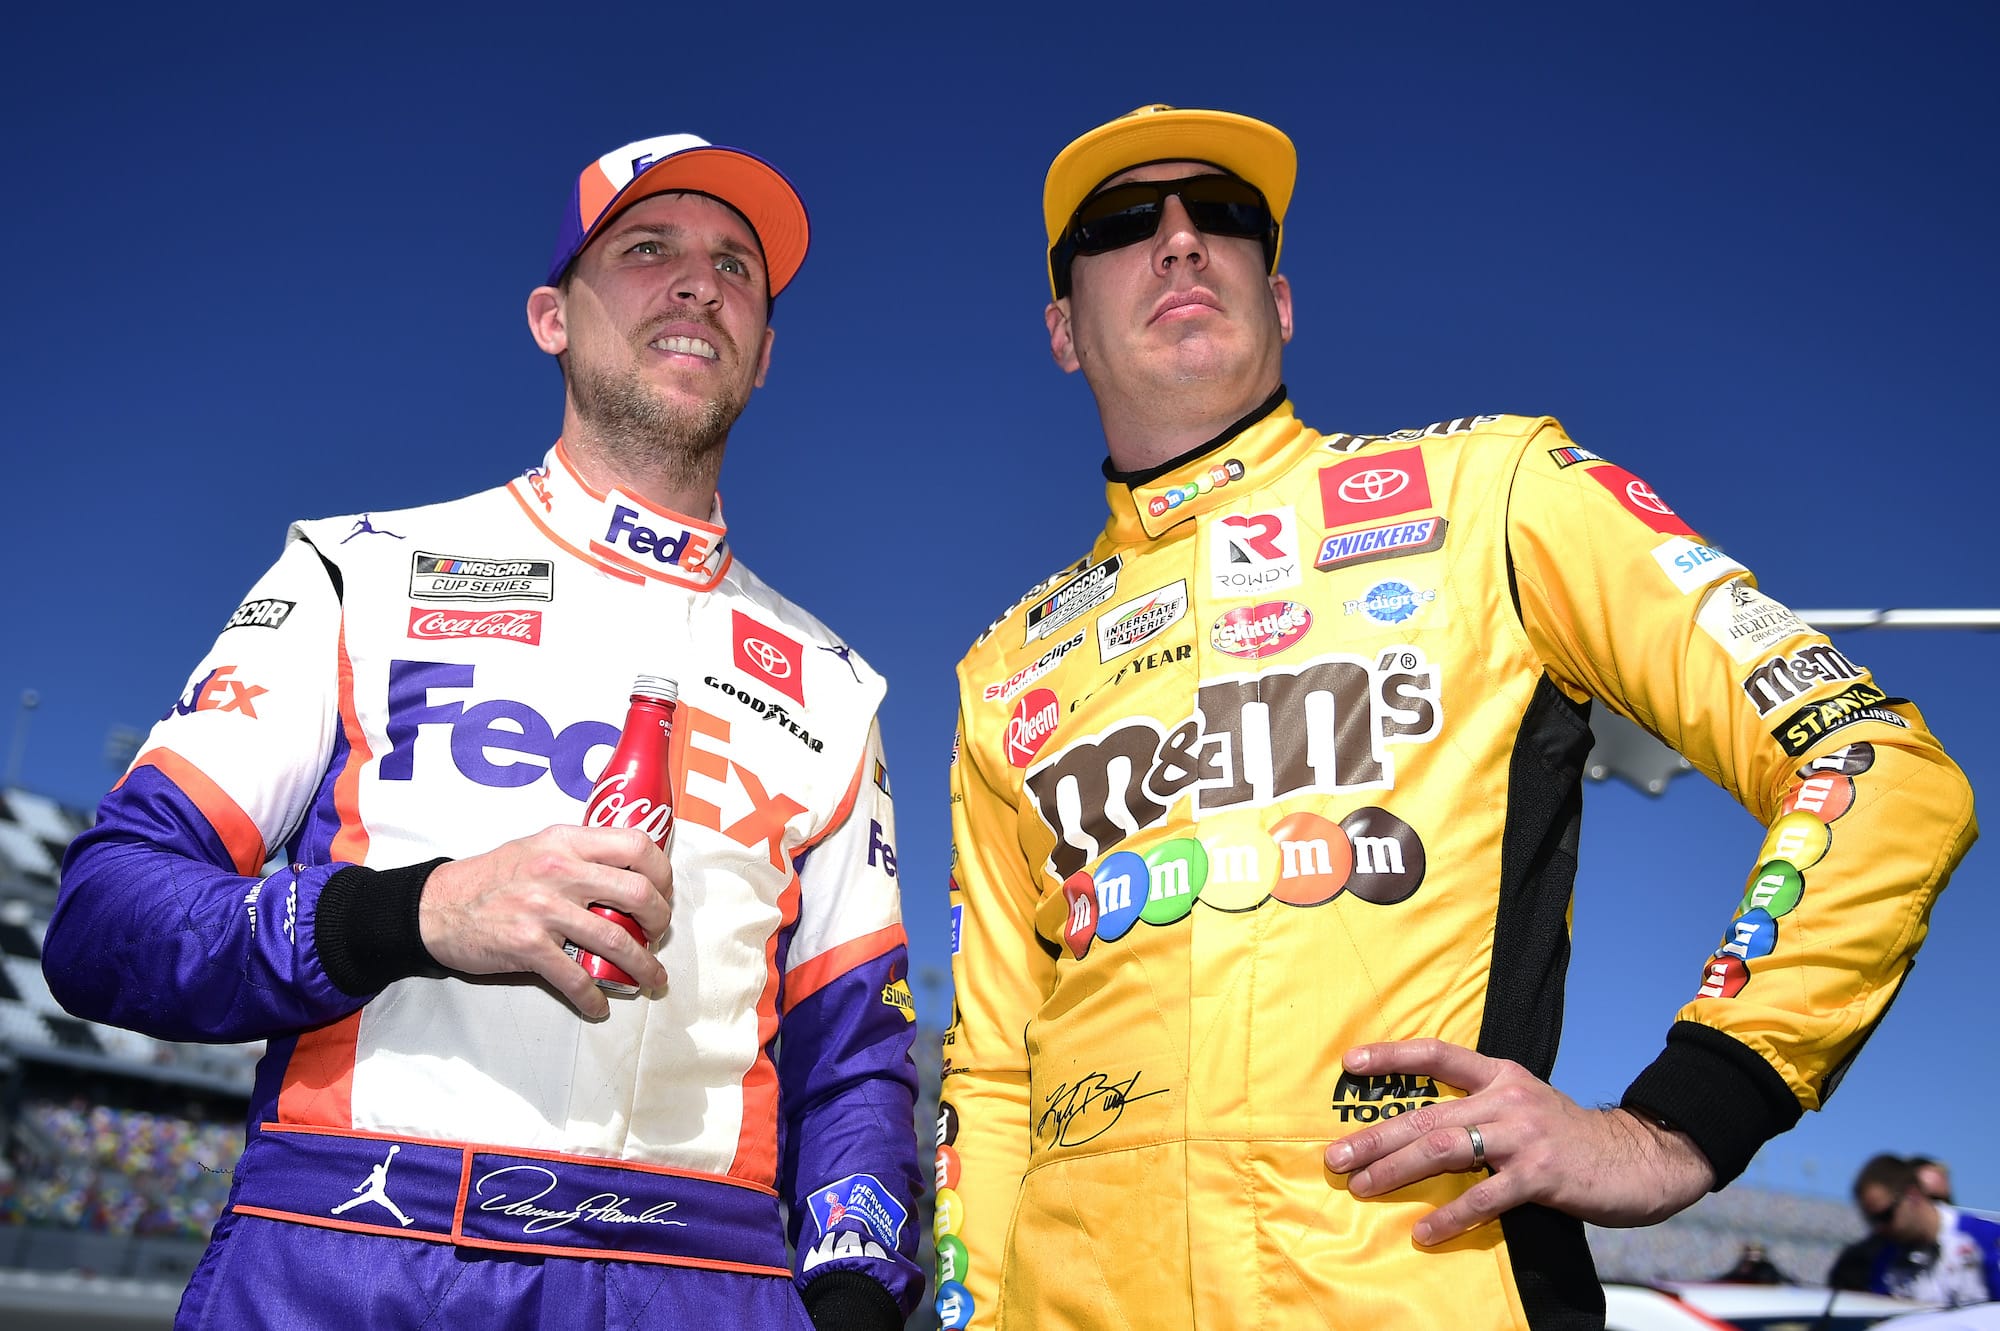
[732,609,806,705]
[744,638,792,677]
[1318,445,1433,527]
[1336,469,1410,503]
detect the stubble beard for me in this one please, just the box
[567,346,748,495]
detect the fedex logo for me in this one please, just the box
[163,666,268,721]
[603,505,714,573]
[868,820,898,876]
[380,661,617,800]
[381,661,804,869]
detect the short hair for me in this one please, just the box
[1853,1154,1918,1198]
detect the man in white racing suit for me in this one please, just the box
[48,133,924,1331]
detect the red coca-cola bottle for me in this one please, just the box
[565,674,678,996]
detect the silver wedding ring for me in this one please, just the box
[1466,1124,1489,1172]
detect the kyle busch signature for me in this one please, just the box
[474,1165,688,1234]
[1035,1069,1168,1147]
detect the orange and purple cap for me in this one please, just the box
[545,133,810,295]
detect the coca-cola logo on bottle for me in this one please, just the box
[406,608,543,645]
[1007,688,1061,768]
[583,771,675,846]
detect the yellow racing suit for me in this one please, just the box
[937,393,1975,1331]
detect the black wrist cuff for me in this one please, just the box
[800,1270,903,1331]
[315,859,449,997]
[1621,1019,1802,1188]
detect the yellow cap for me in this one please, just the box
[1043,105,1297,298]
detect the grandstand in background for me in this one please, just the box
[0,785,257,1328]
[0,786,1894,1328]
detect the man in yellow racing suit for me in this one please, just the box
[935,105,1976,1331]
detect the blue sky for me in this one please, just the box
[5,3,1996,1215]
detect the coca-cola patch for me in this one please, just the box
[1007,688,1060,768]
[407,608,543,645]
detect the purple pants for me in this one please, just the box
[179,1125,813,1330]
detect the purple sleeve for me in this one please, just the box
[44,536,437,1042]
[778,730,925,1326]
[48,768,368,1041]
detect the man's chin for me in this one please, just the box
[1148,338,1254,386]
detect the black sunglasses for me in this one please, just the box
[1050,174,1277,298]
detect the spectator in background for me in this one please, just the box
[1830,1227,1889,1292]
[1853,1154,2000,1306]
[1717,1242,1788,1284]
[1914,1156,1956,1204]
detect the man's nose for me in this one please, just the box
[667,259,720,306]
[1151,194,1208,278]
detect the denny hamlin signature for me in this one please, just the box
[473,1165,689,1235]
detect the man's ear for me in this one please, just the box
[527,285,567,356]
[753,326,775,388]
[1046,298,1081,373]
[1269,273,1293,345]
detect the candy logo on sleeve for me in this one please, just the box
[731,610,805,705]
